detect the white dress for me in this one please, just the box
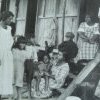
[0,25,14,95]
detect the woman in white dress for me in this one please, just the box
[0,11,14,100]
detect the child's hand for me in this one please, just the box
[44,72,50,76]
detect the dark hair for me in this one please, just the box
[10,22,16,36]
[12,36,27,50]
[65,32,75,40]
[0,11,14,21]
[43,54,51,60]
[58,40,78,62]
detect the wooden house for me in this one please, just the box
[0,0,100,45]
[0,0,82,45]
[0,0,100,99]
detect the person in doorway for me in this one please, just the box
[77,14,100,62]
[0,11,14,100]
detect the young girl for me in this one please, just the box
[12,36,31,100]
[33,52,52,97]
[38,54,52,91]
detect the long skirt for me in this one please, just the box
[0,51,14,95]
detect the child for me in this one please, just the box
[38,54,52,91]
[24,36,40,98]
[12,36,31,100]
[33,52,52,96]
[50,49,59,65]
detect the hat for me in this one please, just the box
[52,49,59,53]
[17,36,27,44]
[65,32,75,39]
[65,96,81,100]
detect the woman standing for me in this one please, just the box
[77,14,100,62]
[0,11,14,99]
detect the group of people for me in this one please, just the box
[0,9,100,100]
[0,10,75,100]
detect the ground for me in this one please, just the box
[4,98,57,100]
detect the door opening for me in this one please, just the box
[25,0,37,38]
[79,0,100,24]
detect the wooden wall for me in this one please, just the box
[15,0,28,36]
[0,0,2,11]
[9,0,81,43]
[9,0,28,36]
[35,0,81,45]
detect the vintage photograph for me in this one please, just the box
[0,0,100,100]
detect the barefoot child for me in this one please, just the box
[33,52,52,97]
[12,36,31,100]
[38,54,52,91]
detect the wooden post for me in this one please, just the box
[76,0,82,42]
[35,0,39,42]
[43,0,46,17]
[53,0,58,48]
[53,17,58,48]
[61,0,67,42]
[15,0,20,24]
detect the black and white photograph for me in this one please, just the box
[0,0,100,100]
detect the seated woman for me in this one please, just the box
[32,49,69,98]
[49,51,69,89]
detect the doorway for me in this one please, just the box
[79,0,100,24]
[1,0,10,12]
[25,0,37,38]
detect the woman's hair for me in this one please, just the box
[0,11,14,21]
